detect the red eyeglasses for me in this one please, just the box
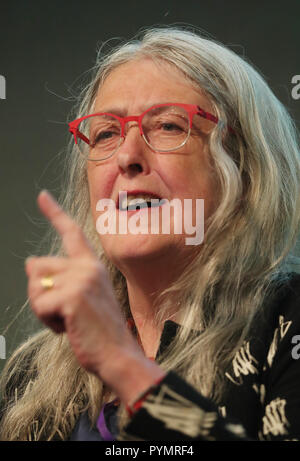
[68,102,234,161]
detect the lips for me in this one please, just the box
[116,190,165,211]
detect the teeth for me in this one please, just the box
[119,194,162,210]
[128,197,148,206]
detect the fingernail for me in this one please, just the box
[25,256,35,265]
[39,189,55,202]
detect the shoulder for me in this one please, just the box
[271,272,300,305]
[226,273,300,381]
[257,272,300,333]
[248,272,300,371]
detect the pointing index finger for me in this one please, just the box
[37,190,94,258]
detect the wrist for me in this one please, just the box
[99,347,166,406]
[125,373,165,417]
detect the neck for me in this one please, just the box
[120,256,185,358]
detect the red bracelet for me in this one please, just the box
[126,375,165,417]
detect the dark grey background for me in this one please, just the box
[1,0,300,369]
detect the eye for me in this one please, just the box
[152,115,188,133]
[92,128,119,145]
[161,122,182,132]
[96,130,115,140]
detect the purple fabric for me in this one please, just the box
[96,399,118,441]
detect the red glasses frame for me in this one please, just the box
[68,102,235,156]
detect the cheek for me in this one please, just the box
[161,156,214,197]
[161,155,219,219]
[87,166,116,216]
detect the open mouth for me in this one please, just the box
[118,192,166,211]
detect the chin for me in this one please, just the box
[100,233,179,265]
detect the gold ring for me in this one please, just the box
[41,275,54,290]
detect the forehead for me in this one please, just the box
[93,58,213,114]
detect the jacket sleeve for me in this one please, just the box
[118,370,252,441]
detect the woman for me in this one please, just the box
[1,26,300,441]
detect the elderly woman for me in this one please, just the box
[1,27,300,441]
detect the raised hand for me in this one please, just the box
[25,190,165,404]
[25,191,135,376]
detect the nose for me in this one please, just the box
[116,123,151,176]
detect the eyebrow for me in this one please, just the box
[92,102,175,117]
